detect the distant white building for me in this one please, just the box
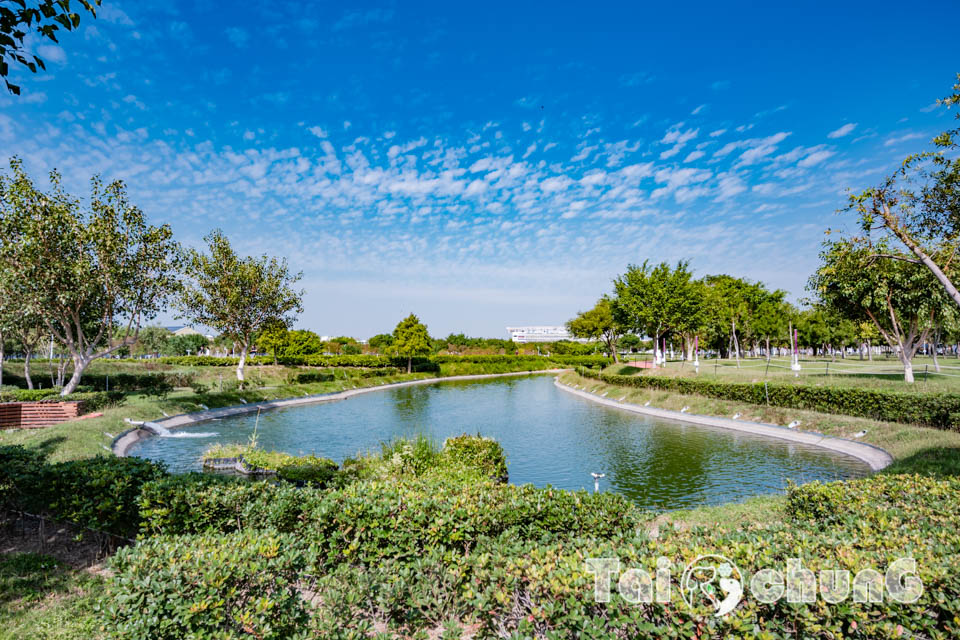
[506,326,586,343]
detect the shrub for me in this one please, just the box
[103,531,310,640]
[277,456,339,486]
[441,434,508,481]
[294,371,334,384]
[0,445,48,512]
[41,456,167,538]
[138,473,307,536]
[549,355,614,367]
[581,368,960,428]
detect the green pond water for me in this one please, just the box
[129,374,870,510]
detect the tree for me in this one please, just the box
[810,238,947,382]
[0,158,180,395]
[612,260,702,367]
[392,313,431,373]
[1,0,100,95]
[178,230,303,384]
[164,333,209,357]
[847,76,960,310]
[0,271,46,388]
[256,322,290,364]
[567,297,624,362]
[131,325,172,357]
[368,333,394,354]
[750,290,791,360]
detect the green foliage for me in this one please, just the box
[138,474,307,536]
[393,313,432,372]
[0,445,47,511]
[162,332,209,356]
[567,297,624,362]
[41,456,167,538]
[0,1,100,95]
[103,531,310,640]
[581,367,960,428]
[441,434,507,480]
[0,388,123,411]
[613,260,703,346]
[177,229,304,382]
[550,355,613,367]
[0,446,166,538]
[0,158,181,395]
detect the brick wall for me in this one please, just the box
[0,401,85,429]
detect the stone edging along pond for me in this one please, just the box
[554,378,894,472]
[111,369,569,457]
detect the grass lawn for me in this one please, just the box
[0,553,104,640]
[615,354,960,392]
[559,367,960,529]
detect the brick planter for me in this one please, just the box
[0,401,85,429]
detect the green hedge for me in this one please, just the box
[0,447,167,538]
[0,389,124,411]
[103,531,310,640]
[581,368,960,429]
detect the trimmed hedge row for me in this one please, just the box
[111,473,960,639]
[581,368,960,429]
[0,389,124,412]
[0,447,166,538]
[157,353,604,369]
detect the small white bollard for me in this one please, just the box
[591,472,606,493]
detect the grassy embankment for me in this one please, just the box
[0,358,559,462]
[560,360,960,527]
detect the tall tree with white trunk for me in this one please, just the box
[177,230,303,384]
[0,158,180,395]
[810,237,949,383]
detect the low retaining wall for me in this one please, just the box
[0,401,84,429]
[554,377,893,471]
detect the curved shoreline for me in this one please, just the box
[554,377,893,471]
[112,369,567,457]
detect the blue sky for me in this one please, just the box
[2,1,957,338]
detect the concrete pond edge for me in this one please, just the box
[112,369,569,457]
[553,377,893,472]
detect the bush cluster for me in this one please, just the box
[0,388,124,411]
[0,446,166,538]
[582,368,960,428]
[103,530,310,640]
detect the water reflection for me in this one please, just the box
[130,375,870,510]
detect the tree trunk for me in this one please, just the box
[407,356,412,374]
[868,340,873,361]
[0,334,4,389]
[731,320,740,368]
[23,350,33,389]
[765,336,771,362]
[902,358,915,384]
[236,346,248,383]
[61,356,88,395]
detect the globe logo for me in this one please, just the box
[680,554,744,617]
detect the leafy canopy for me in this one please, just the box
[177,229,303,357]
[0,0,100,95]
[392,313,431,357]
[0,157,180,393]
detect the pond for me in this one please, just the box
[129,374,870,510]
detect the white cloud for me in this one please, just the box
[827,123,857,139]
[691,104,707,115]
[308,126,328,139]
[884,132,925,147]
[225,27,249,48]
[683,150,705,163]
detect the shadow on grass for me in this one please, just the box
[28,436,67,459]
[0,553,75,608]
[882,446,960,477]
